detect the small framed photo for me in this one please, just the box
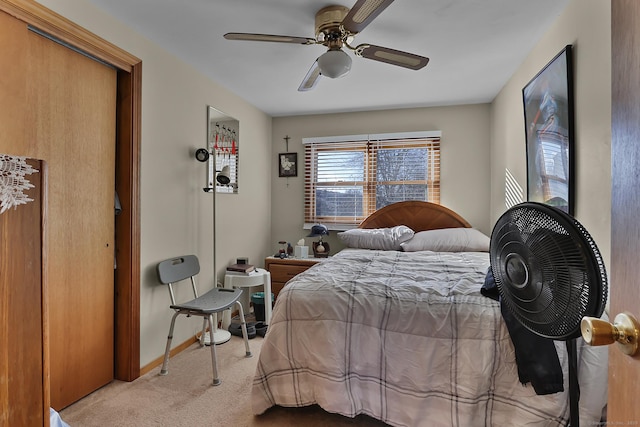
[278,152,297,177]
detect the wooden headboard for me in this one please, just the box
[358,201,471,232]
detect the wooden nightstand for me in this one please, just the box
[264,256,322,298]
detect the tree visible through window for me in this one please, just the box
[304,131,441,228]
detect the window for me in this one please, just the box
[304,131,441,228]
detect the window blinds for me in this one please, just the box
[304,131,441,228]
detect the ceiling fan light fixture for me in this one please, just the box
[317,49,352,78]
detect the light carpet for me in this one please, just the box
[59,334,388,426]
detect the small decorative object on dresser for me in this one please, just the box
[264,256,322,298]
[275,240,288,258]
[307,224,330,257]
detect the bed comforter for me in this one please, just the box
[252,249,607,426]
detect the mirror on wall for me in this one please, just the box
[207,106,239,194]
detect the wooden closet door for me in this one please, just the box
[26,32,117,410]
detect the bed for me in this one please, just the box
[252,201,608,426]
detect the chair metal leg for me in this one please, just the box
[199,318,207,347]
[207,315,221,386]
[235,301,252,357]
[159,312,180,376]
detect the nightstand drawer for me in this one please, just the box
[264,257,322,297]
[269,264,312,283]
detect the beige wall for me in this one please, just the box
[271,104,492,253]
[490,0,611,268]
[35,0,273,367]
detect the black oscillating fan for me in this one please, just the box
[490,202,608,427]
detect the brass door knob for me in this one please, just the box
[581,312,640,356]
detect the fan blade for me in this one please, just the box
[298,60,322,92]
[342,0,395,34]
[224,32,316,45]
[355,44,429,70]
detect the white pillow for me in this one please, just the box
[400,228,490,252]
[338,225,415,250]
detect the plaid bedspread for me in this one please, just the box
[252,249,607,426]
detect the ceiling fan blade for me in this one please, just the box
[298,60,322,92]
[224,32,316,45]
[356,44,429,70]
[341,0,395,34]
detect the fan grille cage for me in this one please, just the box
[490,202,607,340]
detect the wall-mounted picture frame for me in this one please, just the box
[522,44,574,215]
[279,152,298,177]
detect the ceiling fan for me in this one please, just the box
[224,0,429,91]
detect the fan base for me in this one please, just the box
[315,5,349,37]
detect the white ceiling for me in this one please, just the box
[85,0,569,117]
